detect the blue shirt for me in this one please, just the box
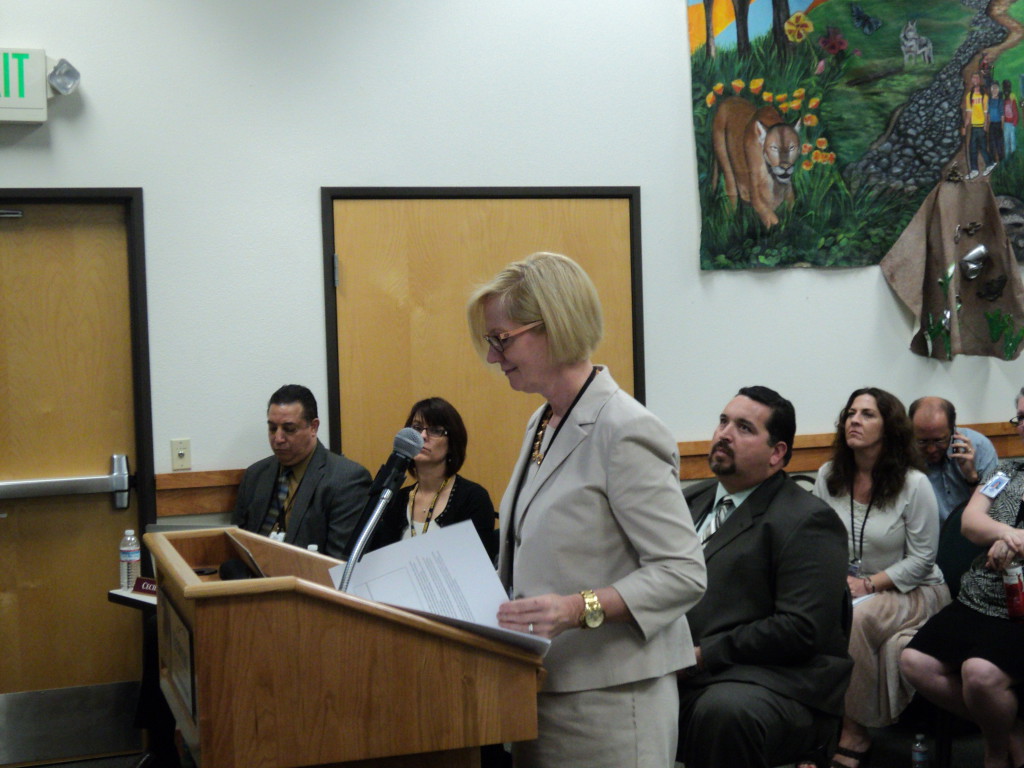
[923,426,998,523]
[990,96,1004,123]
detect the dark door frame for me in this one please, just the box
[0,188,155,528]
[319,186,645,453]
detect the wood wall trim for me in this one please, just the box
[156,469,243,517]
[156,469,244,490]
[156,423,1021,513]
[679,422,1020,481]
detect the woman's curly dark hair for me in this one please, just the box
[825,387,923,507]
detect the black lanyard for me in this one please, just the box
[850,490,874,564]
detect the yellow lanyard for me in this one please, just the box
[409,475,451,536]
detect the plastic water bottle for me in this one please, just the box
[912,733,930,768]
[1003,562,1024,621]
[119,529,141,590]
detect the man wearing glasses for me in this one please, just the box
[232,384,372,557]
[909,396,997,523]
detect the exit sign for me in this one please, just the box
[0,49,47,122]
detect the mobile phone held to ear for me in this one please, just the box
[948,427,963,456]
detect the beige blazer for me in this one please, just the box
[498,367,706,692]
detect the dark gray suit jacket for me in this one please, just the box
[683,471,853,716]
[231,440,371,559]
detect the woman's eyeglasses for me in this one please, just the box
[483,320,544,353]
[410,423,448,438]
[1010,413,1024,426]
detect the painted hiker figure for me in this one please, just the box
[963,72,997,180]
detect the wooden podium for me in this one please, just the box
[145,528,543,768]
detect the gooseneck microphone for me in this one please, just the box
[339,427,423,591]
[366,428,425,505]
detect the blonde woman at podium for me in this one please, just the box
[365,396,498,562]
[467,252,707,768]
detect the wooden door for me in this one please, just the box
[329,194,638,506]
[0,201,146,762]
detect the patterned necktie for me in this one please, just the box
[261,468,292,535]
[701,497,734,545]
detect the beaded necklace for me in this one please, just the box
[531,408,553,465]
[408,475,452,536]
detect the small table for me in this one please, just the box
[108,587,157,609]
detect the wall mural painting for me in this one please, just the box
[690,0,1024,359]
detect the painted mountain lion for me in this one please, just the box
[712,96,801,229]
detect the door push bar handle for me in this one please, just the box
[0,454,131,509]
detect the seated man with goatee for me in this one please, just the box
[677,386,852,768]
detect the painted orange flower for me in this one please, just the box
[827,152,837,164]
[763,92,774,102]
[776,93,788,103]
[809,97,821,109]
[803,113,819,126]
[793,87,806,99]
[731,79,745,93]
[785,12,814,43]
[812,149,824,163]
[713,83,724,95]
[802,143,813,154]
[779,102,791,113]
[802,159,814,171]
[706,92,716,107]
[789,99,803,110]
[750,78,764,95]
[816,137,828,149]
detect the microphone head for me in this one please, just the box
[219,558,254,580]
[394,427,424,459]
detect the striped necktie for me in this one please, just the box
[261,468,292,535]
[701,496,734,545]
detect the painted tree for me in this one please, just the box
[704,0,716,58]
[732,0,751,58]
[772,0,794,58]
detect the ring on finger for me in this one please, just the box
[528,622,534,634]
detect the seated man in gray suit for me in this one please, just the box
[678,386,852,768]
[232,384,372,558]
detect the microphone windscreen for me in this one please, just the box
[219,558,253,580]
[393,427,424,459]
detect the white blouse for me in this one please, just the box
[813,464,944,592]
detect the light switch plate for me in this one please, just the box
[171,438,191,471]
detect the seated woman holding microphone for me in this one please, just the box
[813,387,949,768]
[366,396,497,562]
[902,387,1024,768]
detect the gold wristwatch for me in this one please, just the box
[579,589,605,629]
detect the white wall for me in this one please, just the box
[2,0,1022,474]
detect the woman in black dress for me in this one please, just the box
[367,396,497,561]
[901,387,1024,768]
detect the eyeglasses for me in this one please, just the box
[483,320,544,353]
[1011,414,1024,426]
[410,423,448,438]
[916,435,952,448]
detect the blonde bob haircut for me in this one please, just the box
[467,252,603,366]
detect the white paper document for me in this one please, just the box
[329,520,550,656]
